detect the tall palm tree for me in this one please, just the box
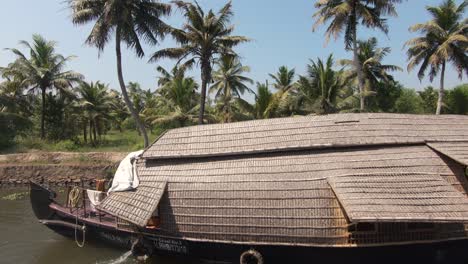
[313,0,403,112]
[405,0,468,115]
[1,34,82,139]
[150,1,249,124]
[69,0,171,147]
[76,81,113,144]
[340,37,402,106]
[265,66,296,117]
[210,55,254,123]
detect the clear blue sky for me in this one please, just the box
[0,0,465,96]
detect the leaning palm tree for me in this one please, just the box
[313,0,403,112]
[68,0,171,147]
[405,0,468,115]
[210,55,254,123]
[340,37,402,106]
[150,1,249,124]
[1,34,82,139]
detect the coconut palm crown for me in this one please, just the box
[405,0,468,115]
[1,34,83,139]
[340,37,402,102]
[68,0,172,147]
[150,1,249,124]
[313,0,403,112]
[210,55,254,122]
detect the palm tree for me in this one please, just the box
[340,37,402,106]
[1,34,82,139]
[69,0,171,147]
[149,74,202,127]
[313,0,403,112]
[76,81,113,145]
[265,66,296,117]
[210,55,254,123]
[254,81,272,119]
[405,0,468,115]
[298,55,350,114]
[150,1,249,124]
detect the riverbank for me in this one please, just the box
[0,151,127,186]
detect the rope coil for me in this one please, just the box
[68,186,86,248]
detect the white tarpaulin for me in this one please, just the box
[108,150,143,193]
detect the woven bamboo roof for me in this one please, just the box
[98,114,468,245]
[428,142,468,166]
[142,113,468,159]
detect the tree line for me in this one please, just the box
[0,0,467,150]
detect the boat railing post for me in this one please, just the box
[65,185,71,209]
[81,179,87,218]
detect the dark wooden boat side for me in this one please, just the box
[29,182,468,264]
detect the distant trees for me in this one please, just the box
[313,0,404,112]
[76,81,114,145]
[406,0,468,115]
[151,1,249,124]
[1,0,468,152]
[1,34,82,139]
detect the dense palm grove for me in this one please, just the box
[1,0,467,150]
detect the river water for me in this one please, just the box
[0,188,187,264]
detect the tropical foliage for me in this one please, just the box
[69,0,172,147]
[313,0,403,112]
[150,1,249,124]
[1,0,468,152]
[0,34,82,139]
[406,0,468,115]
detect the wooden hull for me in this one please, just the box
[30,182,468,264]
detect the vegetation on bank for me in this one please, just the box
[0,0,467,152]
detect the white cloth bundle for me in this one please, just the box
[108,150,144,193]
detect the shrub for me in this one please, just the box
[53,140,79,151]
[395,88,424,114]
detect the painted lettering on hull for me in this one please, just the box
[152,237,188,254]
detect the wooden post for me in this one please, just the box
[81,179,87,218]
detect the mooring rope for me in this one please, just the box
[69,186,86,248]
[68,187,81,208]
[74,212,86,248]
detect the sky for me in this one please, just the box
[0,0,465,98]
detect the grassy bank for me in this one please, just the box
[2,129,164,154]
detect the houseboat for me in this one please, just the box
[30,113,468,264]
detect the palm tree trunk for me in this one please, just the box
[40,86,46,139]
[115,29,149,147]
[93,119,98,143]
[436,61,446,115]
[89,120,94,145]
[352,22,365,112]
[199,60,212,125]
[83,121,87,143]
